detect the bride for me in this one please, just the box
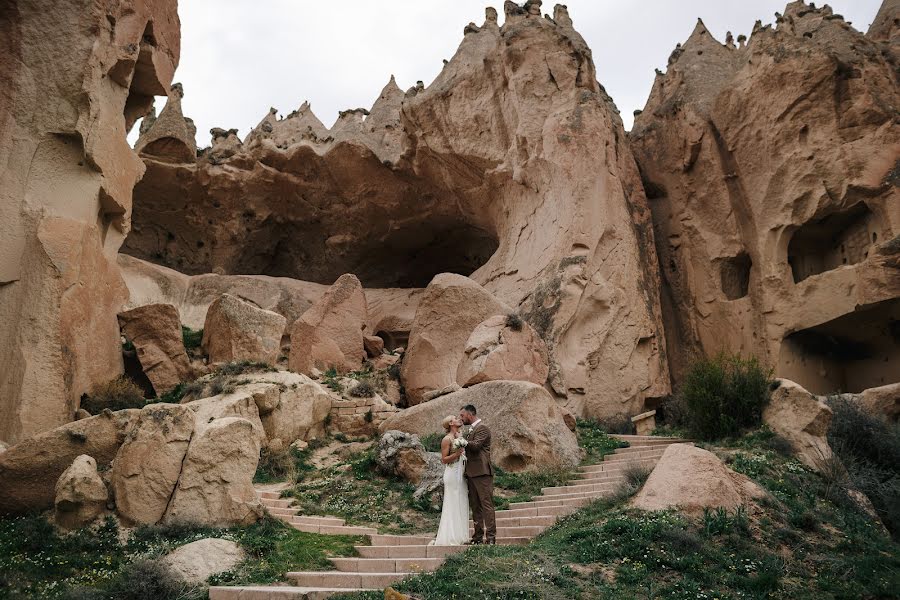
[431,415,470,546]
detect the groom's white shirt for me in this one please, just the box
[471,419,482,428]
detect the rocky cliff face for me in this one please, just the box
[0,0,180,442]
[124,2,670,419]
[630,1,900,393]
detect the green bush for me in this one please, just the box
[79,377,148,414]
[674,353,772,441]
[420,433,443,453]
[349,380,375,398]
[181,326,203,351]
[825,395,900,538]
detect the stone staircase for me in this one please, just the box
[210,435,688,599]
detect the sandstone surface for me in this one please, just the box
[163,538,246,585]
[763,380,834,470]
[380,381,581,472]
[122,4,671,419]
[0,409,139,514]
[134,82,197,163]
[0,0,180,443]
[118,303,191,395]
[831,382,900,422]
[289,274,367,375]
[164,417,263,526]
[54,455,109,530]
[630,2,900,392]
[457,314,550,388]
[203,294,287,365]
[632,444,764,514]
[111,403,194,525]
[402,274,511,404]
[377,430,444,501]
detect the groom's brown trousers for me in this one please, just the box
[467,475,496,542]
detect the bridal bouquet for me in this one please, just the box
[452,437,468,451]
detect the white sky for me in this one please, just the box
[136,0,883,147]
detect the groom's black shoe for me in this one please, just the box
[486,538,497,545]
[465,538,484,545]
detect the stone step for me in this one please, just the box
[610,435,690,446]
[210,586,366,599]
[579,459,659,474]
[600,450,666,463]
[509,492,611,510]
[369,534,435,546]
[469,525,548,537]
[541,480,620,496]
[257,491,283,500]
[470,515,557,527]
[611,444,678,455]
[286,572,407,589]
[355,545,466,559]
[262,498,296,509]
[575,472,626,483]
[292,516,346,527]
[291,523,377,536]
[495,504,578,519]
[330,557,444,573]
[267,507,300,516]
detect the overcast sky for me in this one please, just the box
[136,0,883,146]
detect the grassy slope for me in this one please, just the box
[335,428,900,600]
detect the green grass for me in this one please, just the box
[181,326,203,351]
[576,418,629,465]
[333,429,900,600]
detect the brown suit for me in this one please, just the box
[464,422,496,542]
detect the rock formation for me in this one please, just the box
[380,381,582,472]
[122,4,670,419]
[53,455,109,530]
[456,314,550,388]
[632,444,765,514]
[118,303,192,395]
[376,431,444,501]
[630,1,900,392]
[162,538,246,585]
[202,294,287,365]
[763,379,834,470]
[289,274,367,375]
[0,0,180,443]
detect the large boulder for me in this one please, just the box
[763,380,834,471]
[288,274,367,375]
[257,372,333,446]
[632,444,764,514]
[164,417,263,527]
[832,383,900,422]
[54,455,109,530]
[162,538,246,585]
[457,314,549,388]
[401,275,511,405]
[111,404,195,525]
[379,381,581,472]
[118,303,191,395]
[377,431,444,501]
[182,390,266,447]
[202,294,287,365]
[0,409,139,514]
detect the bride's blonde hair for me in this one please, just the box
[441,415,456,432]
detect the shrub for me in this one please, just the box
[420,433,444,453]
[80,377,147,414]
[825,396,900,538]
[593,413,634,435]
[674,353,772,441]
[181,326,203,351]
[505,313,524,332]
[64,558,200,600]
[349,380,375,398]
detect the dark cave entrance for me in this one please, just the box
[777,299,900,394]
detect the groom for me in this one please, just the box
[459,404,496,545]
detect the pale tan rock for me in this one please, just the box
[182,390,266,447]
[631,410,657,436]
[0,441,7,454]
[403,275,511,405]
[764,380,834,471]
[74,409,92,421]
[631,8,900,393]
[377,430,444,500]
[118,303,191,395]
[0,0,180,443]
[135,82,197,163]
[255,372,333,445]
[423,384,462,402]
[380,381,581,472]
[632,444,764,514]
[835,383,900,422]
[122,8,670,422]
[364,335,385,357]
[457,315,549,388]
[0,409,139,514]
[164,417,264,527]
[289,274,367,375]
[202,294,287,365]
[208,128,243,162]
[111,404,194,525]
[371,353,400,371]
[162,538,246,584]
[54,455,109,530]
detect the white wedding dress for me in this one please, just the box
[431,435,470,546]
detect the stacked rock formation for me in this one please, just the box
[123,3,670,420]
[630,2,900,392]
[0,0,180,443]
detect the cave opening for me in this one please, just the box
[777,299,900,394]
[720,252,751,300]
[787,202,882,283]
